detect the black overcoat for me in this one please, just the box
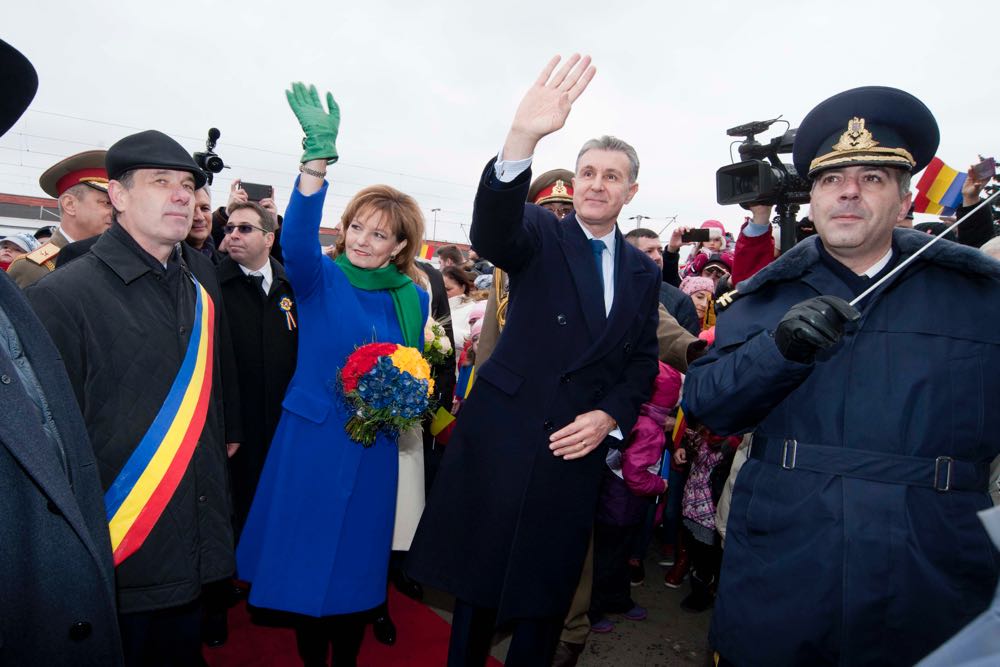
[26,223,235,614]
[217,255,298,537]
[406,160,660,622]
[0,272,123,666]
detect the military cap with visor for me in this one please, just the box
[792,86,939,178]
[527,168,575,205]
[106,129,207,189]
[39,149,109,198]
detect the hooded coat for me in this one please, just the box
[683,229,1000,666]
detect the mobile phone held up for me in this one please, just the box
[681,229,710,243]
[240,182,273,202]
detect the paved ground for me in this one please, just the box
[425,547,713,666]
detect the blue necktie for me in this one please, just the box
[590,239,606,291]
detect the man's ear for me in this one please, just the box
[59,192,78,216]
[625,181,639,205]
[107,180,129,215]
[897,191,913,223]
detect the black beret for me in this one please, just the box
[792,86,939,178]
[106,130,207,189]
[0,39,38,138]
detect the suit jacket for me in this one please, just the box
[407,159,660,621]
[0,272,122,666]
[217,255,298,538]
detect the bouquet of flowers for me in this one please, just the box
[423,316,453,366]
[340,342,435,446]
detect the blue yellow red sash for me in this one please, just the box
[104,278,215,566]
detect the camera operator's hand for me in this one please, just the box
[259,197,278,225]
[668,225,692,253]
[749,204,773,226]
[503,55,596,161]
[962,164,990,207]
[773,295,859,364]
[226,179,248,215]
[286,82,340,164]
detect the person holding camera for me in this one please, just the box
[683,86,1000,666]
[213,179,284,263]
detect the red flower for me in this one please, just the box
[342,342,399,393]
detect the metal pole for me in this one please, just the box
[431,208,441,242]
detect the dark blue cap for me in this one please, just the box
[106,130,207,189]
[792,86,939,178]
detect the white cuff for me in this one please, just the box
[494,147,533,183]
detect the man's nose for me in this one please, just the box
[838,175,862,198]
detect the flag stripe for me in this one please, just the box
[915,157,944,193]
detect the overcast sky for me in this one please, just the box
[3,1,998,243]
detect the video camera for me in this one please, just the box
[193,128,226,185]
[716,117,810,207]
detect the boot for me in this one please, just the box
[680,570,715,612]
[663,543,689,588]
[551,640,585,667]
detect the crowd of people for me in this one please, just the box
[2,37,1000,667]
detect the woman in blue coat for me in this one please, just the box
[236,83,428,666]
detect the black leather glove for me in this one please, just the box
[773,295,860,363]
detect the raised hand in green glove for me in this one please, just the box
[286,82,340,164]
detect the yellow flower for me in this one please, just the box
[390,346,435,396]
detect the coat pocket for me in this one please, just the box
[476,358,525,397]
[281,386,331,424]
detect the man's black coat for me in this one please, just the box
[217,255,298,537]
[27,223,236,614]
[407,160,660,622]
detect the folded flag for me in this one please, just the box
[456,364,475,399]
[672,405,687,450]
[419,243,435,260]
[913,157,966,216]
[429,406,456,437]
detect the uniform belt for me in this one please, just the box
[748,436,990,493]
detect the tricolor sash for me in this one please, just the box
[104,277,215,566]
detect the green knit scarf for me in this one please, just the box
[334,254,421,348]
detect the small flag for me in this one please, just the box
[456,365,475,399]
[429,406,456,437]
[672,405,687,449]
[419,243,435,260]
[913,157,966,216]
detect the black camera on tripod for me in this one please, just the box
[193,128,226,185]
[716,118,811,207]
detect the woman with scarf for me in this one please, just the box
[236,83,429,667]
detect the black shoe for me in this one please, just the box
[372,612,396,646]
[551,640,585,667]
[391,570,424,601]
[680,573,715,613]
[628,558,645,586]
[202,609,228,647]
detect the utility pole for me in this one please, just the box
[431,208,441,242]
[628,214,650,230]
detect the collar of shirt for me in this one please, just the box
[238,258,273,294]
[863,246,894,278]
[577,220,616,316]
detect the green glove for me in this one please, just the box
[285,81,340,164]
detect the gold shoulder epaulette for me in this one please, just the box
[715,289,741,312]
[25,242,60,267]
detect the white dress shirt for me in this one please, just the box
[238,258,273,295]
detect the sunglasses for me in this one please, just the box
[223,223,269,235]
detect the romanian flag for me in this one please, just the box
[672,405,687,449]
[104,279,215,566]
[913,157,966,216]
[419,243,435,260]
[456,364,475,400]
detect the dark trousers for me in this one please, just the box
[589,522,638,621]
[448,599,564,667]
[294,612,368,667]
[685,526,722,584]
[119,598,203,667]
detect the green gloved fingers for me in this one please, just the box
[285,81,341,164]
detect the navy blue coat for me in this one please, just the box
[684,229,1000,666]
[406,160,660,622]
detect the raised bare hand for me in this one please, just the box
[502,54,596,161]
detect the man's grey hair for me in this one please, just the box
[576,135,639,184]
[895,169,912,198]
[57,183,96,216]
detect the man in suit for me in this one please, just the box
[0,37,123,667]
[407,54,660,665]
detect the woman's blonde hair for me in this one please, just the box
[334,184,425,281]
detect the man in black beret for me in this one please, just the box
[27,129,241,666]
[0,37,124,667]
[682,86,1000,665]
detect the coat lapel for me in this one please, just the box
[558,214,606,341]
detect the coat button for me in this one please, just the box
[198,495,208,503]
[68,621,92,641]
[47,500,62,515]
[179,326,186,334]
[559,374,570,384]
[543,420,554,430]
[624,342,632,353]
[556,314,567,326]
[0,374,10,385]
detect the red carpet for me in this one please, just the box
[203,589,503,666]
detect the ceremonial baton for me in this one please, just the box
[850,190,1000,307]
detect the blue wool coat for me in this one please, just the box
[684,229,1000,666]
[406,160,660,622]
[236,181,428,616]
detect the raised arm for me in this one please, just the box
[281,82,341,298]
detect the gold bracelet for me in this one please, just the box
[299,164,327,179]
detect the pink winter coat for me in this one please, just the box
[622,361,683,497]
